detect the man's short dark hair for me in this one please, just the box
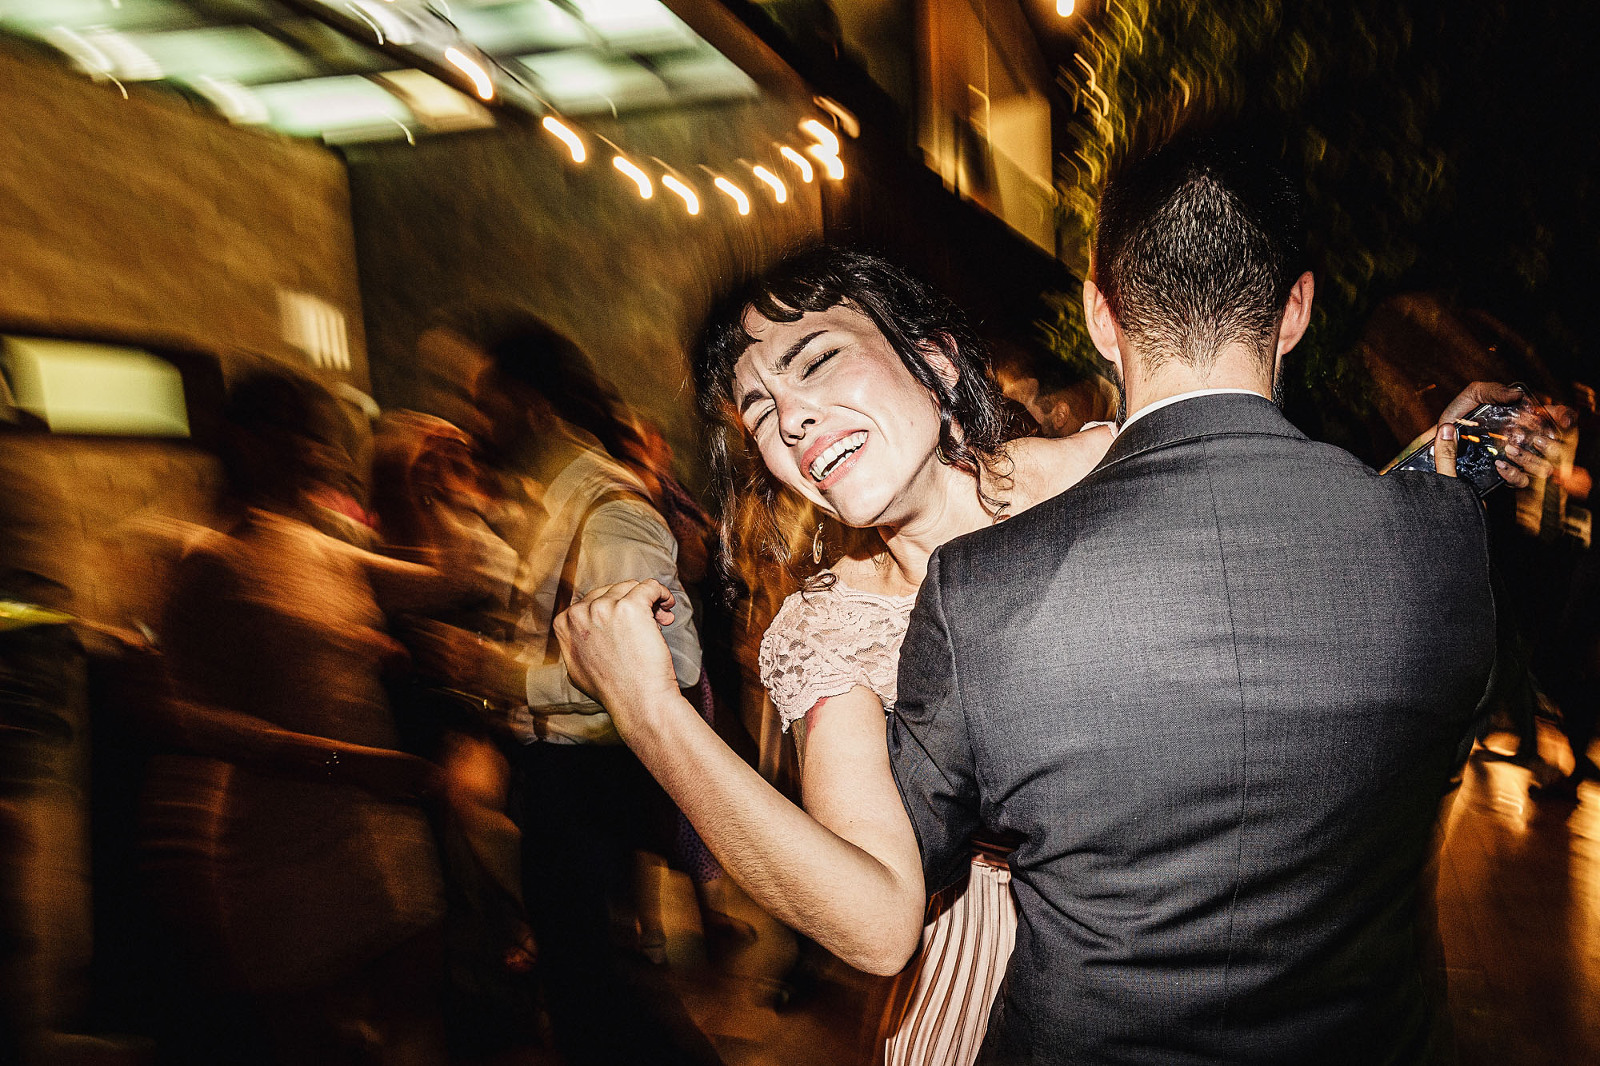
[1093,136,1306,370]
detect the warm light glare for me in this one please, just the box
[779,146,814,183]
[612,156,653,198]
[444,47,495,101]
[800,119,839,156]
[751,165,787,203]
[661,175,700,215]
[806,144,845,180]
[1057,0,1075,15]
[713,177,750,215]
[542,116,586,163]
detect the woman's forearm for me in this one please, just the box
[616,690,925,974]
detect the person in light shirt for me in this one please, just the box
[411,314,716,1066]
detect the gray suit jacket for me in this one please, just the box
[889,394,1494,1065]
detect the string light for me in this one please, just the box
[527,111,854,209]
[806,144,845,180]
[661,175,700,215]
[1057,0,1075,15]
[542,117,586,163]
[751,165,787,203]
[444,47,494,101]
[713,177,750,215]
[779,146,815,183]
[613,156,653,198]
[799,119,839,156]
[800,120,844,180]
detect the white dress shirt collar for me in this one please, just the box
[1117,388,1268,435]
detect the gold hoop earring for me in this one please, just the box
[812,521,825,565]
[935,442,953,466]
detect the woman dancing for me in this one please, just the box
[553,246,1541,1065]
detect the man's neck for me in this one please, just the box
[1122,351,1273,423]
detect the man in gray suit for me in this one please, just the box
[889,138,1498,1063]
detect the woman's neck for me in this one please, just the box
[865,461,998,593]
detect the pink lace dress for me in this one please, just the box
[759,576,1017,1066]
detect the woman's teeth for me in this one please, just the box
[810,432,867,481]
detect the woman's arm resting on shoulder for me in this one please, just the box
[557,581,926,975]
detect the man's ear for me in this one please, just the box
[1082,279,1123,381]
[1275,271,1315,358]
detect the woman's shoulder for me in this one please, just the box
[1002,424,1115,510]
[759,577,905,730]
[764,575,911,641]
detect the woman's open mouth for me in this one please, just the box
[807,431,868,485]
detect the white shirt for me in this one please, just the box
[1117,388,1268,435]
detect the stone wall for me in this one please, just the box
[0,43,366,626]
[0,42,366,385]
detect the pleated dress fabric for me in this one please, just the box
[761,577,1018,1066]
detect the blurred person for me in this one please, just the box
[141,368,490,1066]
[1531,383,1600,801]
[989,337,1119,438]
[553,206,1565,1065]
[617,417,759,959]
[367,411,543,1053]
[409,316,720,1066]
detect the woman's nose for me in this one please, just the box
[777,400,817,444]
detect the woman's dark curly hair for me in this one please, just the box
[693,245,1014,593]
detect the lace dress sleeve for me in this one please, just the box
[759,589,877,732]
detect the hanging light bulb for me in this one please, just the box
[806,145,845,180]
[799,120,844,180]
[613,156,653,198]
[799,119,839,155]
[1057,0,1075,15]
[542,117,586,163]
[751,165,787,204]
[779,146,814,183]
[661,175,700,215]
[444,46,494,101]
[713,177,750,216]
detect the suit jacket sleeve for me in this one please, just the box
[888,547,982,894]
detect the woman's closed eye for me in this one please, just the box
[748,403,775,435]
[801,348,841,378]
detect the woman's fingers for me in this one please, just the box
[573,580,676,623]
[1496,459,1530,489]
[1502,441,1551,481]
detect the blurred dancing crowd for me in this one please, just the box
[0,287,1594,1065]
[1,309,790,1065]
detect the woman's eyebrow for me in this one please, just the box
[774,330,825,372]
[738,330,828,414]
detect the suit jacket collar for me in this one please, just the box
[1093,391,1306,475]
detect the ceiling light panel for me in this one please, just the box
[0,0,202,34]
[128,26,315,85]
[651,46,758,104]
[250,74,415,143]
[448,1,588,55]
[517,50,670,114]
[568,0,696,53]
